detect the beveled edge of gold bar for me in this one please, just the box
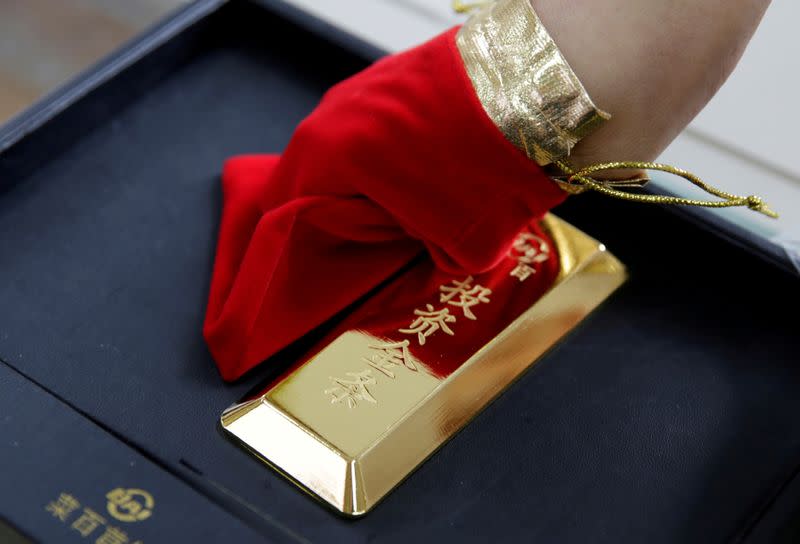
[221,214,627,517]
[221,397,362,513]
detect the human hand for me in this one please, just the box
[531,0,772,171]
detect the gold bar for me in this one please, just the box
[221,214,626,516]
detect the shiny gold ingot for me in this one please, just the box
[221,215,626,516]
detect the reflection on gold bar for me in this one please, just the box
[221,214,626,516]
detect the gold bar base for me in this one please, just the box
[221,215,627,516]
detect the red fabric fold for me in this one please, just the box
[204,27,567,381]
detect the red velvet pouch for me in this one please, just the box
[203,27,567,381]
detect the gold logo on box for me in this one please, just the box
[106,488,154,523]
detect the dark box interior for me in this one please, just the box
[0,361,265,543]
[1,1,799,541]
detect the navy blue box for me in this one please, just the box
[0,1,799,542]
[0,362,266,543]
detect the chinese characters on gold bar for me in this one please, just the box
[324,340,416,408]
[325,230,552,409]
[509,232,550,282]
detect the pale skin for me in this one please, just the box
[530,0,773,173]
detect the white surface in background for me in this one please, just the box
[285,0,800,243]
[284,0,462,51]
[657,0,800,250]
[689,0,800,180]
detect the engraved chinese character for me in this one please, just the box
[45,493,80,522]
[399,304,456,345]
[71,508,106,537]
[362,340,416,378]
[439,276,492,320]
[95,526,129,544]
[512,232,550,264]
[325,370,377,408]
[508,232,550,282]
[510,263,535,282]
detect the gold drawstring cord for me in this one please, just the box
[518,127,779,218]
[553,160,779,219]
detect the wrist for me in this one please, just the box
[528,0,772,169]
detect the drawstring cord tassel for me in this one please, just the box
[517,128,778,219]
[553,159,779,219]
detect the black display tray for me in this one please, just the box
[0,1,799,541]
[0,360,265,543]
